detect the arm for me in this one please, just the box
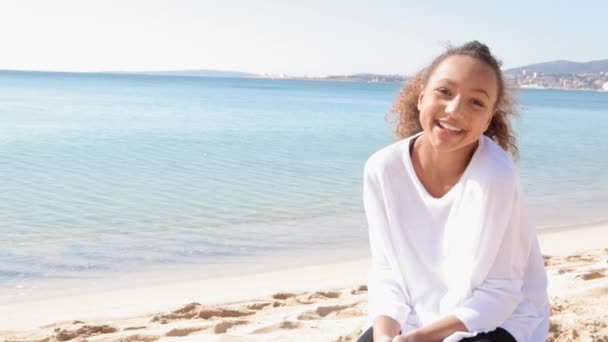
[394,315,467,342]
[374,315,402,342]
[449,177,532,332]
[363,161,412,339]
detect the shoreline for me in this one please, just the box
[0,244,369,306]
[1,217,605,307]
[1,221,607,336]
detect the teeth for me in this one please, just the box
[438,121,462,132]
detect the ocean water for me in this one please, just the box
[1,71,607,301]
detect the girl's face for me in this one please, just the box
[417,55,498,154]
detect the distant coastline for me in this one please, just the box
[246,74,608,92]
[2,59,608,92]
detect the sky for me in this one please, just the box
[1,0,606,76]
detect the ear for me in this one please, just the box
[417,89,425,111]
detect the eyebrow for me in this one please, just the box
[436,78,491,100]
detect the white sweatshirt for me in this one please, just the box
[362,133,550,342]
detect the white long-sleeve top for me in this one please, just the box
[363,133,550,342]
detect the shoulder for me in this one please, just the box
[475,135,520,189]
[363,137,410,179]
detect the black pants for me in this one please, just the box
[357,327,516,342]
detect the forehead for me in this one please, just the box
[428,55,498,98]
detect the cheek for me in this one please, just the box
[418,107,434,127]
[482,111,494,126]
[473,115,492,132]
[419,101,437,119]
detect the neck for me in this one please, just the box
[412,133,478,179]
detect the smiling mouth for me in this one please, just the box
[435,120,463,133]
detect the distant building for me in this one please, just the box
[603,82,608,91]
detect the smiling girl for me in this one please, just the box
[358,41,550,342]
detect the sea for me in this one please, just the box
[1,70,607,303]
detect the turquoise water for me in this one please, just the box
[1,70,607,295]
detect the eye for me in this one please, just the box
[471,99,486,108]
[435,88,451,96]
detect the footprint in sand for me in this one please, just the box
[151,303,255,324]
[310,291,341,299]
[198,308,255,320]
[152,302,201,321]
[252,320,303,334]
[165,326,207,337]
[576,271,606,281]
[565,254,597,263]
[557,267,574,274]
[52,324,118,341]
[269,292,300,307]
[272,292,299,300]
[213,320,249,334]
[335,307,367,318]
[246,301,273,310]
[351,285,367,295]
[297,305,351,320]
[295,290,342,304]
[566,255,583,262]
[123,326,147,331]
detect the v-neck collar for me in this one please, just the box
[403,132,484,203]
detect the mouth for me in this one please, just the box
[435,120,463,134]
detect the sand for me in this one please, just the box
[1,223,607,342]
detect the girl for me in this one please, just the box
[358,41,550,342]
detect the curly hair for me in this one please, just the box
[388,41,519,159]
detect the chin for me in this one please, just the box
[428,135,477,154]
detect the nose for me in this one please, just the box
[445,95,463,117]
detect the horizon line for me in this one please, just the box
[2,56,608,78]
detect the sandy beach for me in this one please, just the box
[1,223,607,342]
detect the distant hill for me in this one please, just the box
[326,73,407,82]
[506,59,608,75]
[111,69,258,78]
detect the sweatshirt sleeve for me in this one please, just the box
[363,161,412,329]
[450,174,534,333]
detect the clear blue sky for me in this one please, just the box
[1,0,606,76]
